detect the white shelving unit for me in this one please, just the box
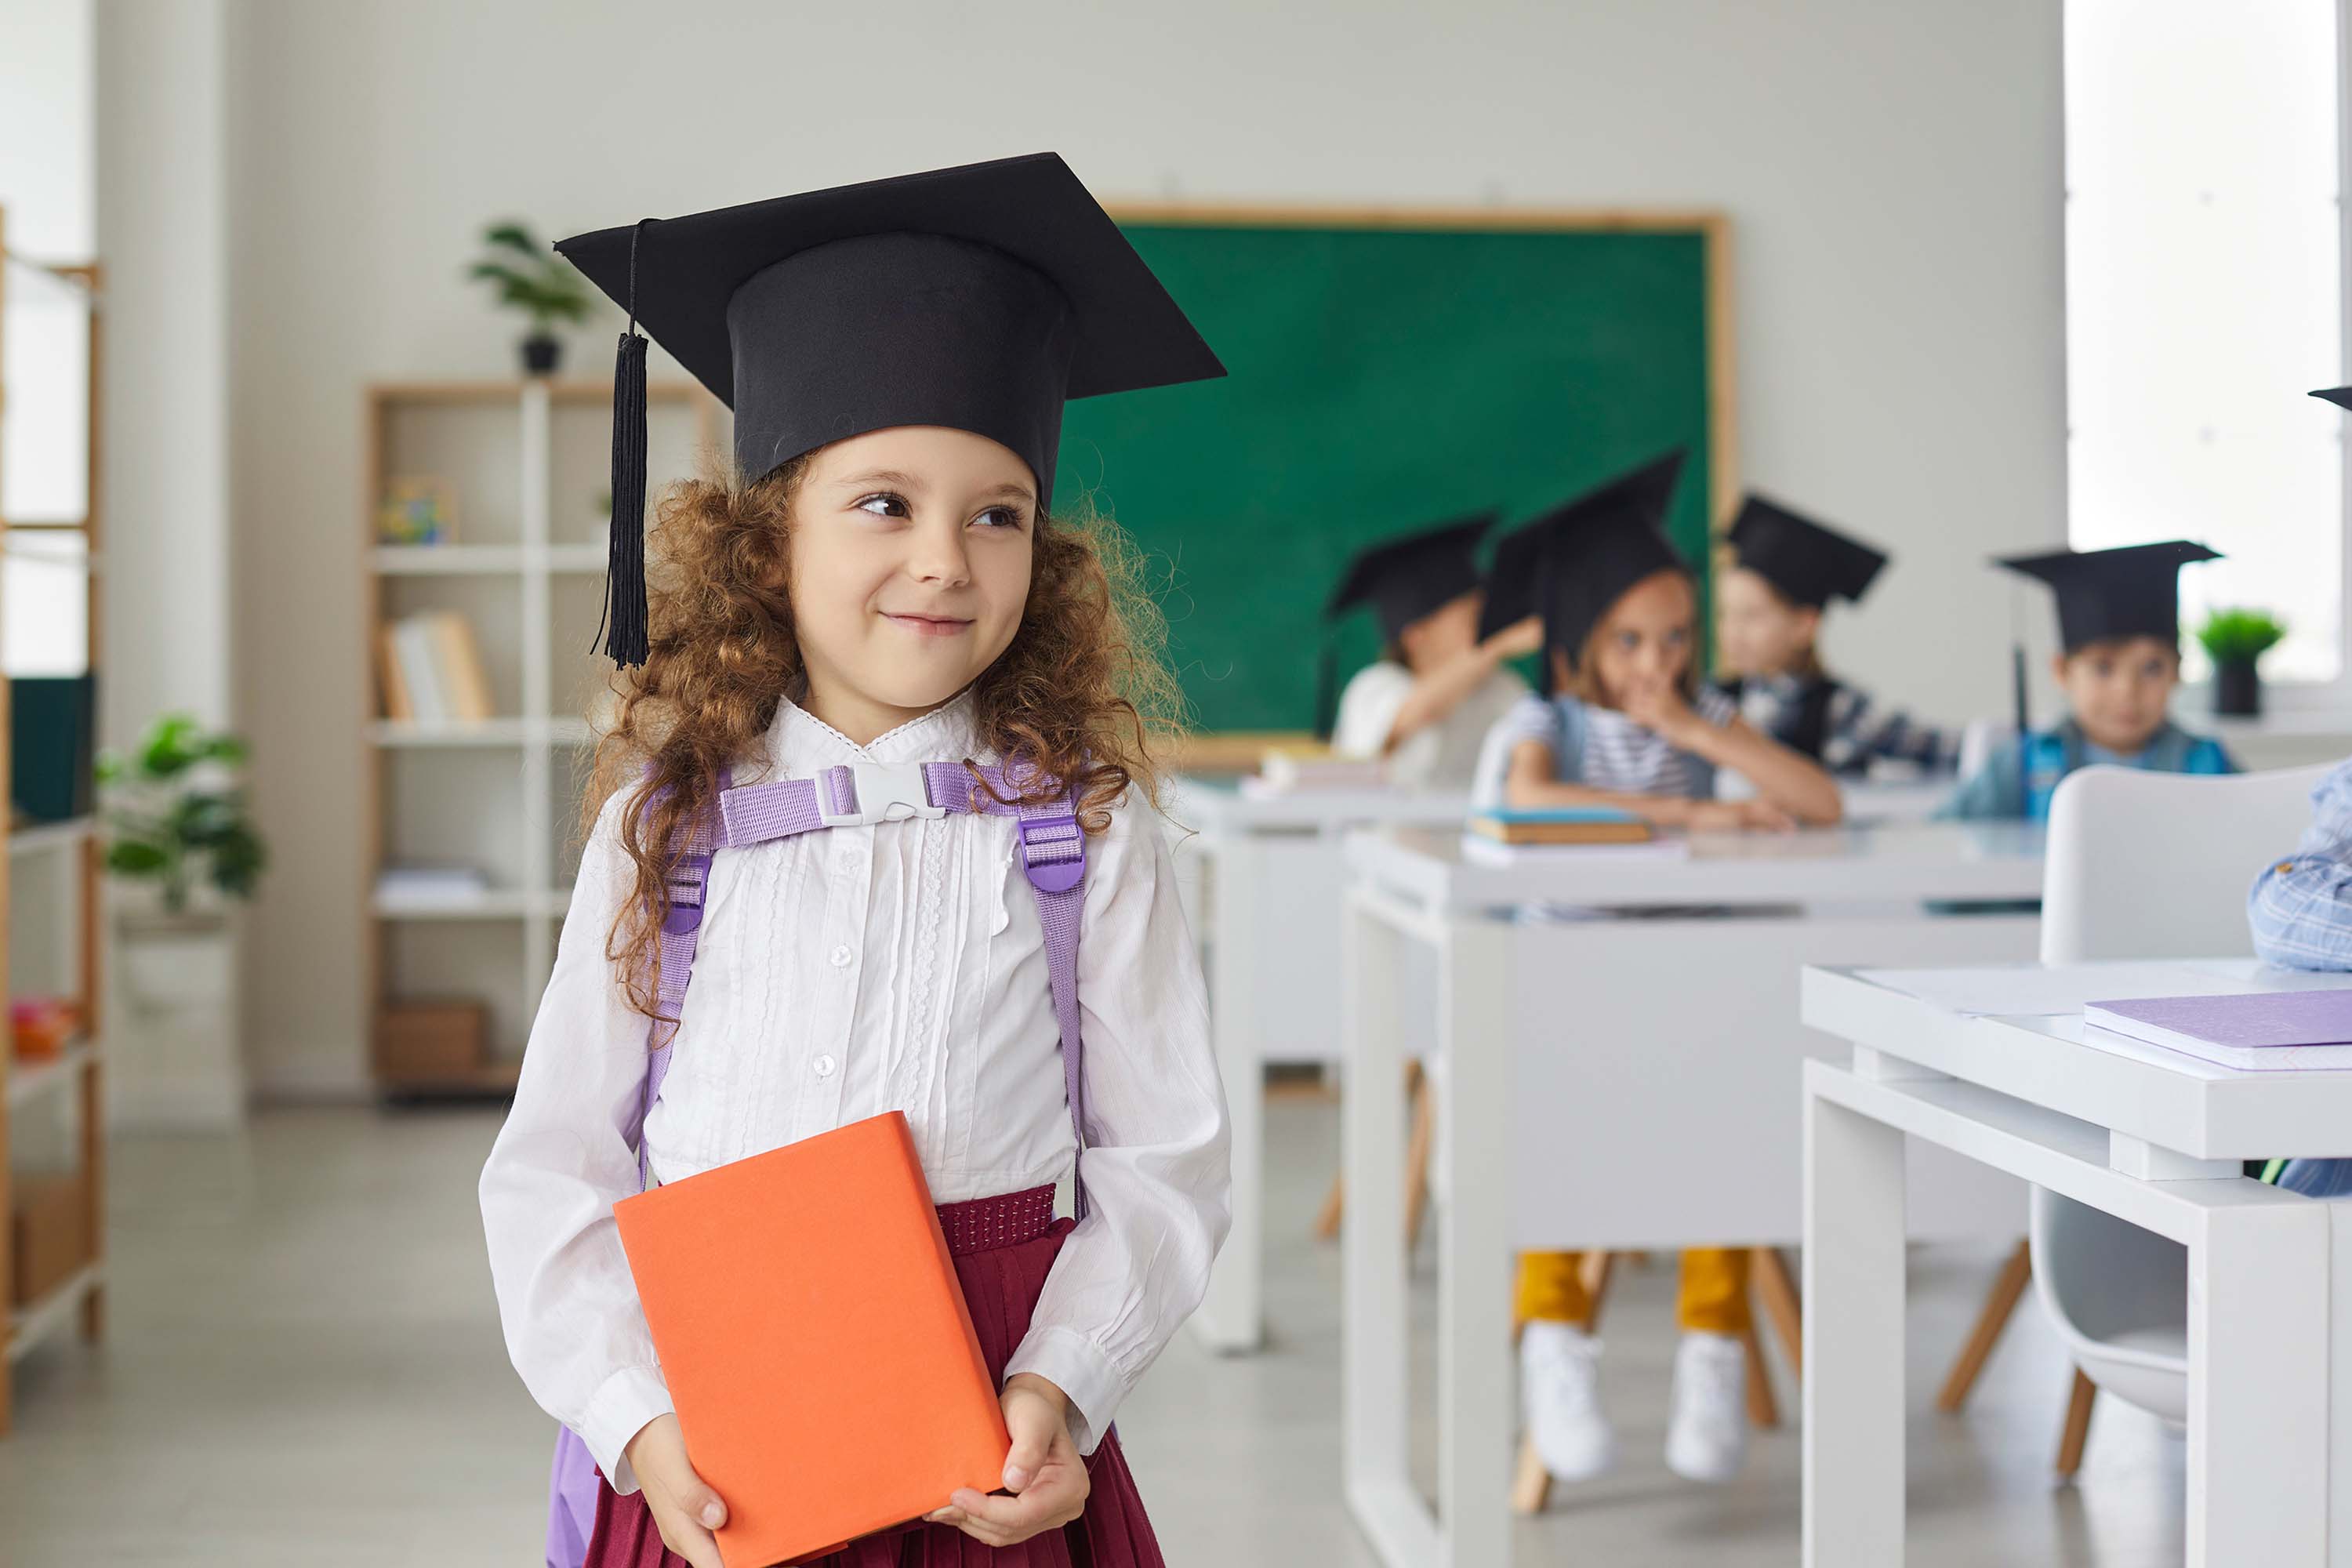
[2,209,109,1432]
[363,379,717,1094]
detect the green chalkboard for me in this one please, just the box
[1052,216,1724,732]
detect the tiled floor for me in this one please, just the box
[1,1091,2187,1564]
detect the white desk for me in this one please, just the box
[1802,959,2352,1567]
[1341,821,2046,1568]
[1170,778,1469,1352]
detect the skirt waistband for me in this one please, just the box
[935,1185,1058,1257]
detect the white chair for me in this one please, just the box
[1997,763,2330,1470]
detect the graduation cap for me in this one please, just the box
[1723,494,1887,608]
[557,153,1227,666]
[1477,450,1690,669]
[1326,512,1498,644]
[2312,387,2352,410]
[1997,540,2221,652]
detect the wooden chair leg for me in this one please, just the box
[1936,1239,2033,1413]
[1403,1062,1436,1252]
[1512,1428,1554,1515]
[1579,1250,1619,1333]
[1313,1061,1432,1245]
[1312,1172,1345,1240]
[1751,1245,1802,1375]
[2055,1366,2096,1477]
[1737,1312,1780,1429]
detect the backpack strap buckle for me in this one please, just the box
[1015,808,1086,895]
[816,762,949,828]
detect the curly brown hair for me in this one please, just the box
[577,456,1186,1033]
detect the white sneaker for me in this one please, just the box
[1520,1320,1615,1482]
[1664,1330,1749,1483]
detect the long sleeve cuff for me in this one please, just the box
[579,1363,674,1496]
[1004,1326,1124,1456]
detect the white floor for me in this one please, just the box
[0,1088,2187,1565]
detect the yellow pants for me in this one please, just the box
[1515,1248,1751,1334]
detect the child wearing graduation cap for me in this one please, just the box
[1712,495,1957,776]
[1939,542,2238,821]
[1469,452,1840,1488]
[478,155,1230,1568]
[1326,512,1536,787]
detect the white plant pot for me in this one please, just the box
[108,906,245,1130]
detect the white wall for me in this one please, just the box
[205,0,2066,1094]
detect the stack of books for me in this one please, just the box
[1247,746,1388,794]
[1467,806,1656,845]
[377,610,497,725]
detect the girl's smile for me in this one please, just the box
[881,611,978,637]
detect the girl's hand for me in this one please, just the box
[1483,615,1543,661]
[1621,681,1704,747]
[925,1373,1090,1547]
[1688,798,1797,834]
[622,1414,730,1568]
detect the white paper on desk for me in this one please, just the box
[1856,961,2267,1017]
[1458,833,1692,866]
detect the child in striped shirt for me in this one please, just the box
[1469,453,1838,1489]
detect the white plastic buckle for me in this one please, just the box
[818,762,948,828]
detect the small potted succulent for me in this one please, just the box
[2198,607,2288,717]
[468,220,592,376]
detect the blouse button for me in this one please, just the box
[813,1053,838,1079]
[829,945,853,968]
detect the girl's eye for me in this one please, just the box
[855,492,910,519]
[972,506,1025,531]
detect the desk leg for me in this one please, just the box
[1342,891,1425,1562]
[1196,837,1263,1353]
[2187,1201,2328,1566]
[1437,921,1512,1568]
[1803,1083,1907,1567]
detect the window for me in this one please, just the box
[2064,0,2345,686]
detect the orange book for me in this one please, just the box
[614,1111,1010,1566]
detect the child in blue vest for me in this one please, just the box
[1940,542,2238,820]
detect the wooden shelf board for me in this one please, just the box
[371,544,528,575]
[6,1261,102,1366]
[371,890,538,921]
[371,719,532,748]
[8,815,96,856]
[368,379,703,405]
[378,1059,525,1098]
[6,1034,98,1112]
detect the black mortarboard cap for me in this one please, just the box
[1997,540,2221,652]
[2314,387,2352,411]
[557,153,1226,666]
[1478,450,1690,669]
[1724,494,1887,608]
[1327,511,1498,644]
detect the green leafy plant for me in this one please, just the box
[96,715,267,916]
[466,220,591,336]
[2197,607,2288,667]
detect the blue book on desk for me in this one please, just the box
[1467,806,1653,847]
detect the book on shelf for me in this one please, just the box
[378,609,496,726]
[374,863,492,909]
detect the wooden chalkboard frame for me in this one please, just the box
[1103,201,1739,761]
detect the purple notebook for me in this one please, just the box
[2085,990,2352,1051]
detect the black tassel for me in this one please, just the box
[1312,634,1340,741]
[594,220,653,669]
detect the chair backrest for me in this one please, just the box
[2038,761,2334,964]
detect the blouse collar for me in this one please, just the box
[760,686,987,777]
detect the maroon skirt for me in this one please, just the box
[583,1186,1164,1568]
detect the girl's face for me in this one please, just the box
[1715,566,1820,679]
[787,426,1036,742]
[1575,568,1696,708]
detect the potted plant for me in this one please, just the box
[98,714,265,922]
[2197,607,2288,717]
[96,716,266,1126]
[467,220,592,376]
